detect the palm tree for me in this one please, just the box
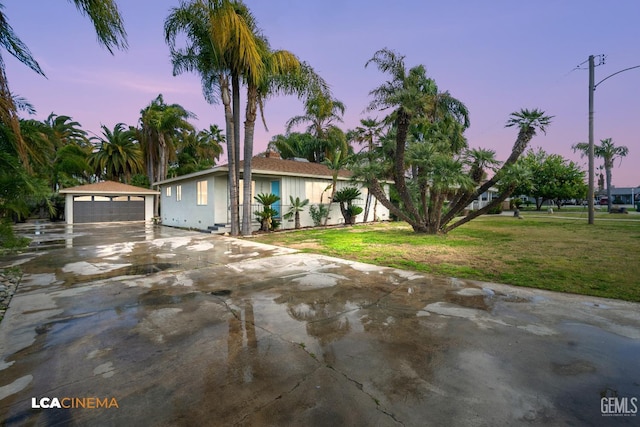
[171,125,224,176]
[19,114,90,190]
[0,0,127,170]
[351,117,383,221]
[165,0,263,236]
[89,123,143,183]
[139,94,194,186]
[283,196,309,229]
[443,110,552,232]
[254,192,280,232]
[321,148,349,226]
[267,132,318,161]
[364,48,470,231]
[573,138,629,212]
[286,90,346,163]
[332,187,362,225]
[242,37,327,235]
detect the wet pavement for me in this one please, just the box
[1,222,639,426]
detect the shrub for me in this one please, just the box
[309,204,329,226]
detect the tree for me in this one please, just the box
[0,0,127,170]
[139,94,194,186]
[0,123,53,222]
[267,132,318,161]
[283,196,309,229]
[89,123,143,183]
[332,187,363,225]
[322,148,348,225]
[356,48,551,234]
[350,117,384,222]
[442,109,552,232]
[513,148,587,210]
[241,35,325,236]
[573,138,629,212]
[20,114,91,191]
[165,0,264,236]
[254,192,280,232]
[286,90,347,163]
[170,125,224,177]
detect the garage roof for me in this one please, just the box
[59,181,159,195]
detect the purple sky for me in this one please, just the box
[5,0,640,186]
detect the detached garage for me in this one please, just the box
[59,181,158,224]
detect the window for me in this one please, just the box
[197,180,207,205]
[176,185,182,201]
[166,186,171,197]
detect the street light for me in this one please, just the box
[585,55,640,224]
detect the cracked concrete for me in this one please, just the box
[0,222,639,426]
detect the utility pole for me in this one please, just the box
[582,55,639,224]
[585,54,605,225]
[588,55,595,225]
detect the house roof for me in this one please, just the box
[154,156,353,185]
[244,157,352,179]
[59,181,159,195]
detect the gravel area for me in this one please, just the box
[0,269,21,322]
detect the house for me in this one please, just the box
[604,186,640,205]
[59,181,159,224]
[154,153,390,232]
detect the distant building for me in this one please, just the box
[603,186,640,204]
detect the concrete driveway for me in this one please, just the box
[1,222,639,426]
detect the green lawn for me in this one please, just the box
[253,215,640,302]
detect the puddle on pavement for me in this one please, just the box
[138,289,199,306]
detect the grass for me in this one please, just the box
[254,215,640,302]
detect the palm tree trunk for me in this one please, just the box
[605,162,613,212]
[221,75,239,236]
[363,192,372,223]
[158,133,167,182]
[393,112,422,224]
[242,85,258,236]
[323,180,336,226]
[232,73,241,180]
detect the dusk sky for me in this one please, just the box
[4,1,640,186]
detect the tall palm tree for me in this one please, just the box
[165,0,263,236]
[444,110,552,232]
[0,0,127,170]
[351,117,383,221]
[139,94,194,185]
[44,113,89,148]
[171,125,224,176]
[364,48,470,231]
[89,123,143,183]
[321,148,348,226]
[573,138,629,212]
[20,114,90,190]
[286,90,346,163]
[242,37,327,234]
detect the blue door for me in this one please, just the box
[270,181,281,218]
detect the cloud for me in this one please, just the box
[54,66,201,96]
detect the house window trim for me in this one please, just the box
[176,185,182,202]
